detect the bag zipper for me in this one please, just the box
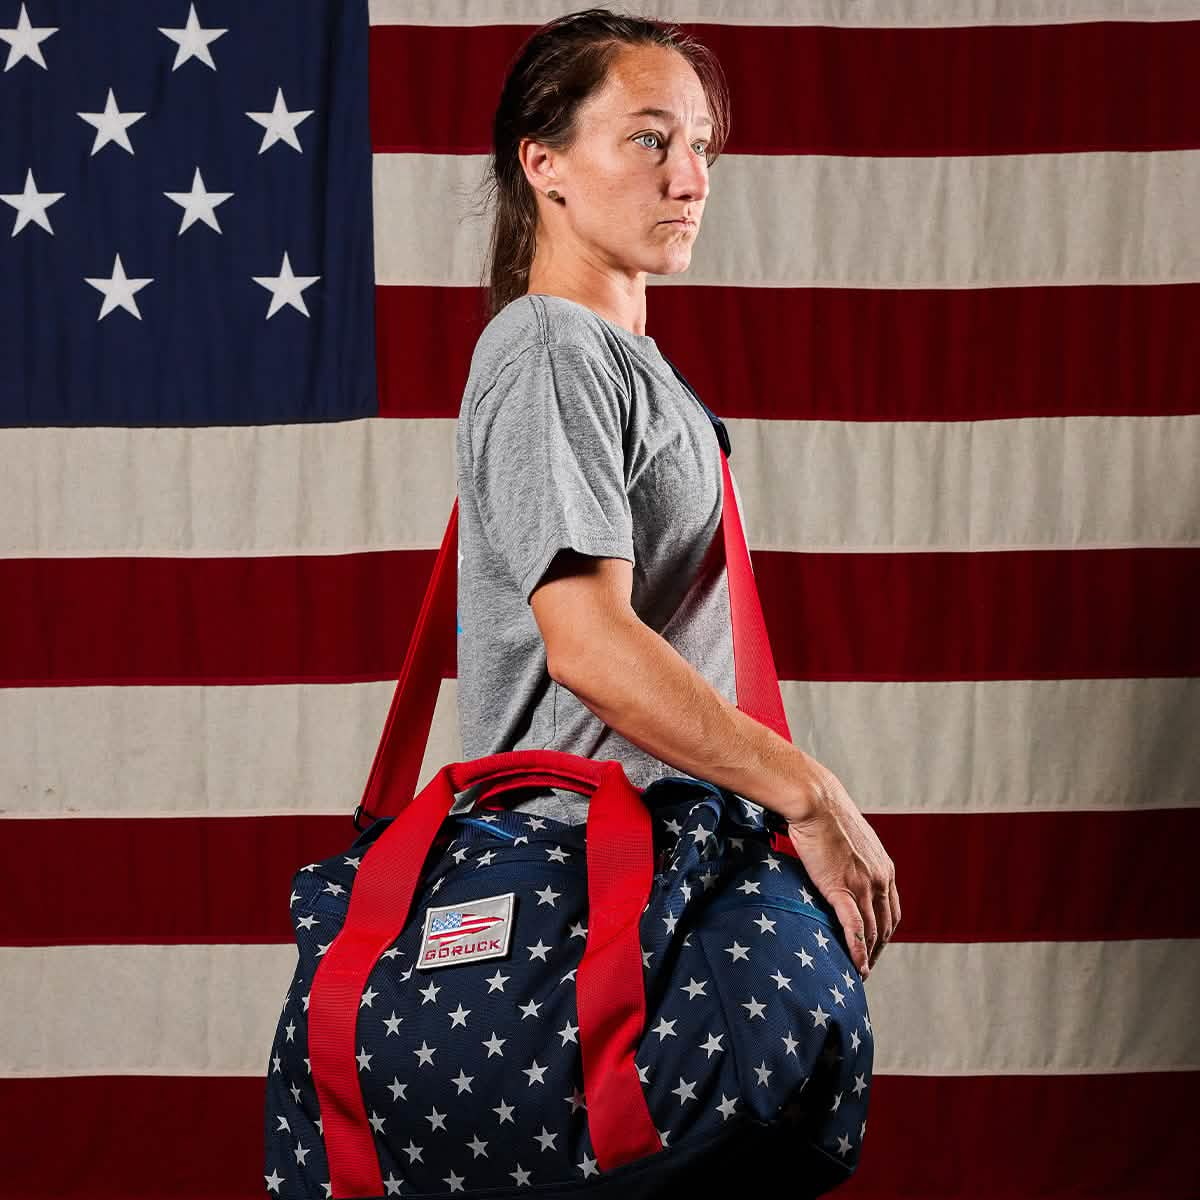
[700,891,837,934]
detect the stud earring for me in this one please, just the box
[547,189,560,200]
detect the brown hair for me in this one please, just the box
[465,7,731,325]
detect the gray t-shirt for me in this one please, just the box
[453,292,738,824]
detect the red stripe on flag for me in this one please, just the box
[5,807,1196,946]
[0,1072,1194,1198]
[367,21,1200,157]
[2,548,1195,684]
[374,283,1200,421]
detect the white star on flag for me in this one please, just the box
[0,2,56,71]
[247,87,315,154]
[158,3,227,71]
[1,168,64,236]
[84,253,153,321]
[77,88,146,156]
[163,167,235,235]
[252,251,321,318]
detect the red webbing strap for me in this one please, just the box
[574,754,663,1171]
[352,492,460,827]
[719,451,789,742]
[716,452,798,858]
[310,751,662,1198]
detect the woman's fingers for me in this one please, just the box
[783,758,900,981]
[825,887,873,979]
[868,885,889,970]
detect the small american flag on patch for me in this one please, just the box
[428,910,504,944]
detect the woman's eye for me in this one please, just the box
[634,132,709,156]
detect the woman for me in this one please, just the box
[456,7,898,990]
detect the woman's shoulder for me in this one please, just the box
[475,293,636,360]
[467,294,628,397]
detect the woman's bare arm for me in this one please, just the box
[530,551,818,824]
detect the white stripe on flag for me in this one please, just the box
[0,938,1193,1077]
[4,676,1196,819]
[3,415,1197,557]
[371,150,1200,288]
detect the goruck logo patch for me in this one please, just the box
[416,892,516,969]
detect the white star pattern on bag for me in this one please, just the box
[264,787,873,1193]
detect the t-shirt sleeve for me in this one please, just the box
[469,341,635,605]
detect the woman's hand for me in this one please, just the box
[784,757,899,980]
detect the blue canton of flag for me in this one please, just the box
[431,911,463,933]
[1,0,375,426]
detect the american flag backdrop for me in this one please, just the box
[1,0,1197,1197]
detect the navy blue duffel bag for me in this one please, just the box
[263,754,873,1198]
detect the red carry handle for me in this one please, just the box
[310,749,664,1197]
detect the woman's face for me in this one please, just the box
[525,43,712,281]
